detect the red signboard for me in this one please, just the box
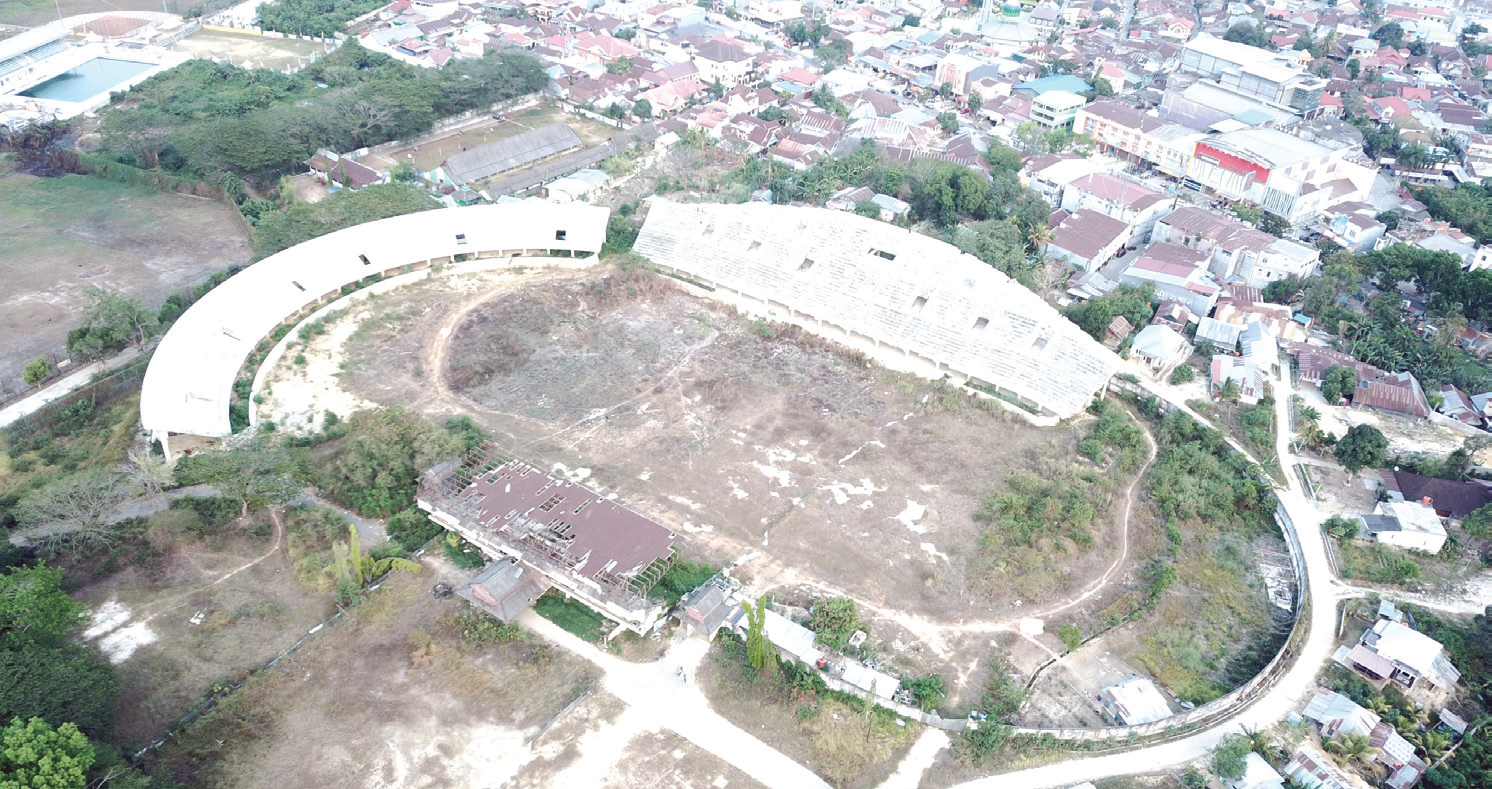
[1194,143,1270,184]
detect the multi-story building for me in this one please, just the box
[1030,91,1086,129]
[1186,127,1354,221]
[1180,34,1327,113]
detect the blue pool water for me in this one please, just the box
[19,58,153,103]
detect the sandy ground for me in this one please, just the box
[360,103,619,174]
[258,309,377,431]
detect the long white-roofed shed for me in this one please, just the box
[140,203,609,446]
[633,200,1118,419]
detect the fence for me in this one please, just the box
[4,355,150,443]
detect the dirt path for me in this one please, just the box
[134,508,286,627]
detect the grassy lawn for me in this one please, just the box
[533,589,610,642]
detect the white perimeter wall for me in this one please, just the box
[141,202,609,438]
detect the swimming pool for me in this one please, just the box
[19,57,154,103]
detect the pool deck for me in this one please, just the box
[1,40,189,118]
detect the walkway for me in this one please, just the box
[0,344,145,428]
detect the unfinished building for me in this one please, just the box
[632,201,1119,419]
[417,445,682,634]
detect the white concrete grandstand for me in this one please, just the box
[140,203,609,449]
[633,201,1119,419]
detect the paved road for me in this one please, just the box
[517,611,832,789]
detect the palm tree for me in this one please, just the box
[1367,696,1395,717]
[1326,732,1378,766]
[1299,406,1321,423]
[1242,725,1277,761]
[1416,729,1451,761]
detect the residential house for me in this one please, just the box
[1118,244,1221,317]
[1046,209,1131,272]
[1058,173,1172,242]
[1030,91,1087,129]
[1349,618,1462,692]
[1379,470,1492,521]
[1282,744,1375,789]
[1101,678,1173,725]
[1358,499,1449,553]
[1212,355,1268,403]
[1225,752,1285,789]
[1130,324,1191,375]
[1301,689,1429,789]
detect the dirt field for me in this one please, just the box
[71,510,334,750]
[360,103,620,174]
[152,554,598,788]
[320,266,1131,628]
[171,30,330,71]
[0,164,250,401]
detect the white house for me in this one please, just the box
[1357,500,1448,554]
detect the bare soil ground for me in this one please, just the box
[152,554,598,789]
[170,30,330,70]
[0,164,250,401]
[70,512,334,750]
[331,266,1128,631]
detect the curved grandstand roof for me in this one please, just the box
[141,203,610,438]
[633,201,1118,418]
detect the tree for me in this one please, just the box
[744,596,777,676]
[330,523,419,603]
[967,92,983,114]
[606,56,633,75]
[630,98,652,119]
[1376,210,1400,230]
[1326,732,1378,765]
[937,111,960,133]
[815,41,848,70]
[1462,503,1492,538]
[1320,365,1357,403]
[0,566,84,650]
[1348,58,1362,80]
[854,199,881,219]
[390,162,419,183]
[21,360,49,388]
[82,286,155,350]
[1224,22,1269,48]
[757,105,788,123]
[1212,733,1252,780]
[14,471,140,557]
[174,440,300,517]
[1169,365,1196,385]
[0,644,118,738]
[1259,212,1291,238]
[0,717,94,789]
[938,81,953,98]
[1372,22,1405,50]
[1335,424,1389,473]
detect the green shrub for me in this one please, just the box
[647,560,718,607]
[387,508,443,553]
[807,596,865,650]
[1057,623,1082,651]
[1169,364,1196,385]
[443,534,486,569]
